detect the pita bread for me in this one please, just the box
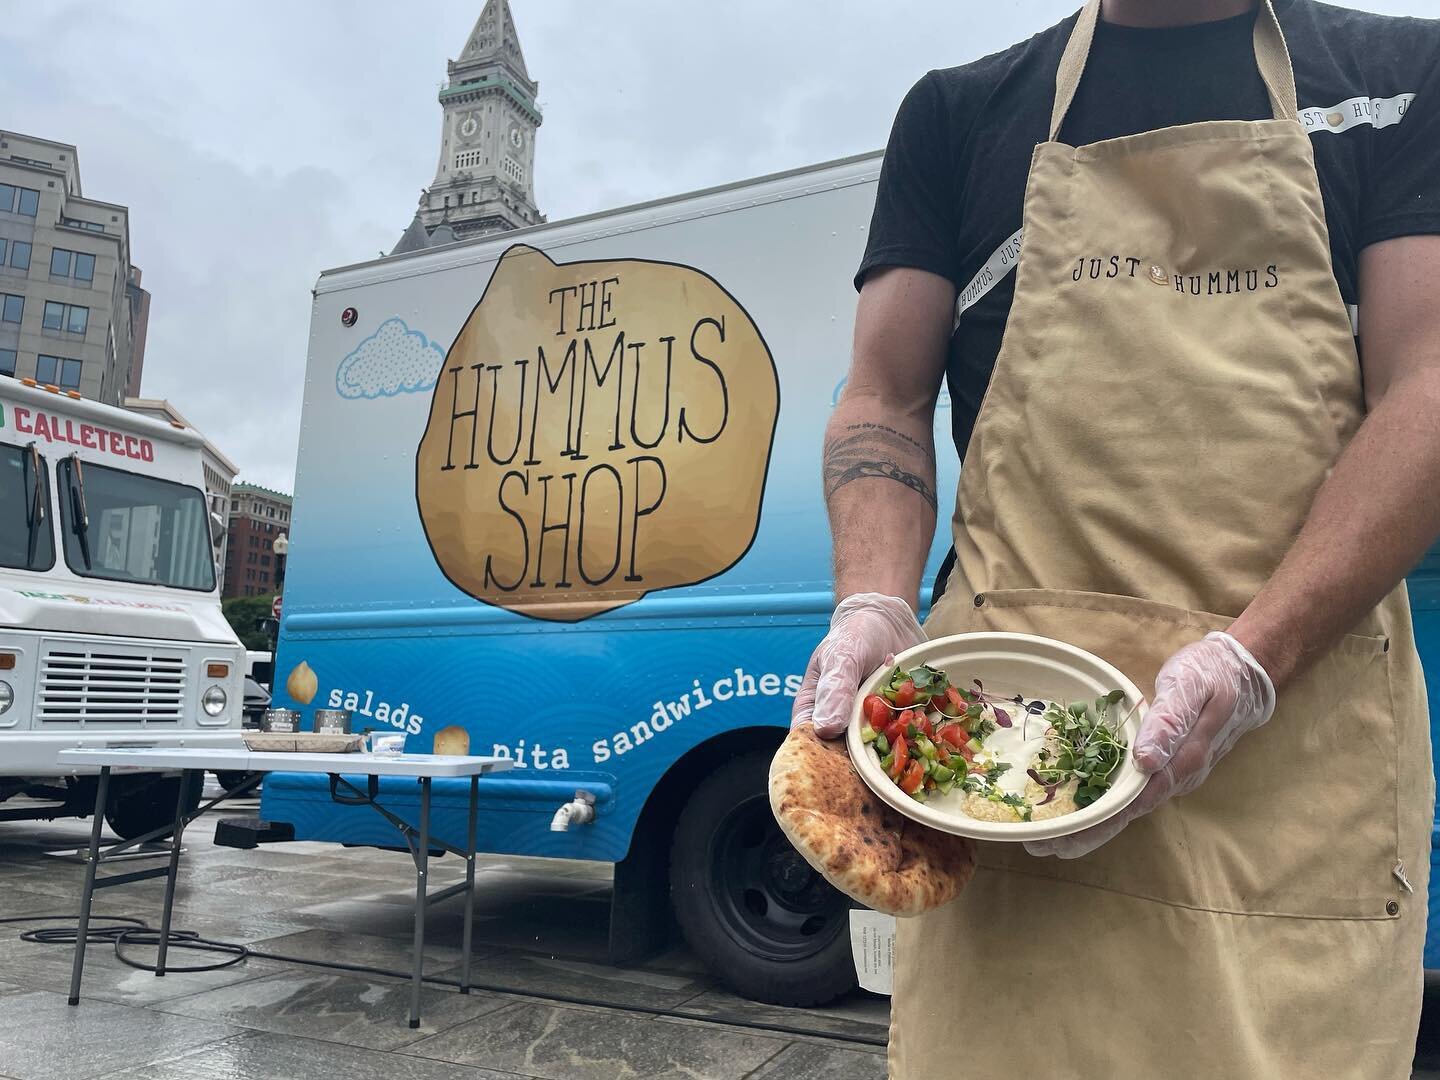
[768,723,976,917]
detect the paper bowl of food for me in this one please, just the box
[846,632,1148,842]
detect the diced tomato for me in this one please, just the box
[937,724,967,749]
[912,714,934,739]
[934,744,952,765]
[937,724,975,762]
[899,759,925,795]
[863,694,889,729]
[892,679,917,708]
[889,735,910,779]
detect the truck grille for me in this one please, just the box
[38,648,186,724]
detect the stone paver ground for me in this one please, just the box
[0,782,886,1080]
[2,782,1437,1079]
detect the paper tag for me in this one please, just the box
[848,909,896,995]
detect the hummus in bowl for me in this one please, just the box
[846,632,1148,843]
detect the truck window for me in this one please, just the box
[57,457,215,591]
[0,441,55,571]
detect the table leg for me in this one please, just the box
[155,769,193,976]
[409,775,432,1029]
[68,767,111,1006]
[460,775,478,994]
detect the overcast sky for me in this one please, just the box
[0,0,1433,491]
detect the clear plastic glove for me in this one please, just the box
[791,593,926,739]
[1025,630,1276,859]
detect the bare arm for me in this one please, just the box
[826,267,956,609]
[1229,235,1440,687]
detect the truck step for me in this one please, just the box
[213,817,295,850]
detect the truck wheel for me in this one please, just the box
[669,748,855,1007]
[215,771,258,794]
[104,773,203,841]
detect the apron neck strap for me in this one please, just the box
[1048,0,1299,142]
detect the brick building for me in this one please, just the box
[223,482,292,599]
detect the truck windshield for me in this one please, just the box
[0,441,54,571]
[57,456,215,591]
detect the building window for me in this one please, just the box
[0,349,14,377]
[261,555,271,567]
[60,218,103,233]
[454,150,484,170]
[0,185,40,217]
[502,157,524,184]
[42,301,88,335]
[1,294,21,324]
[230,497,238,511]
[49,248,94,282]
[9,241,30,271]
[36,354,82,390]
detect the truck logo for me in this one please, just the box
[11,407,155,462]
[416,244,779,622]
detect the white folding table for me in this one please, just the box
[56,747,511,1027]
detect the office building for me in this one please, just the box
[0,130,143,404]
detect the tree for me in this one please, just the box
[223,593,277,652]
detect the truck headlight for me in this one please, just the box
[202,685,228,716]
[0,680,11,714]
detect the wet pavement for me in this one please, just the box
[3,781,1438,1080]
[0,781,887,1080]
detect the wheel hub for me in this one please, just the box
[708,795,849,962]
[763,843,820,901]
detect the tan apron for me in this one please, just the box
[891,3,1433,1077]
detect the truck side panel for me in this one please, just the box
[263,158,960,858]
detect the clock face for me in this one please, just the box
[509,126,524,149]
[459,114,479,139]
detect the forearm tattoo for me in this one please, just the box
[823,423,938,512]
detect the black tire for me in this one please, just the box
[669,748,856,1007]
[215,771,258,794]
[104,772,203,841]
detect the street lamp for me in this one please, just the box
[266,533,290,658]
[273,533,289,593]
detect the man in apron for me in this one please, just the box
[792,0,1440,1074]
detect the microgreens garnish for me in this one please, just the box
[1028,689,1129,808]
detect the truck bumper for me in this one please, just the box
[3,730,247,777]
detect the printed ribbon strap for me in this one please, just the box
[953,227,1024,330]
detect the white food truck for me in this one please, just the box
[0,379,245,838]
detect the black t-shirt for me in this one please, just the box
[858,0,1440,465]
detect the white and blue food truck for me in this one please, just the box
[258,151,1440,1003]
[0,381,245,838]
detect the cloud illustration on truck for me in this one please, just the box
[336,317,447,399]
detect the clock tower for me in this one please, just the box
[395,0,544,252]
